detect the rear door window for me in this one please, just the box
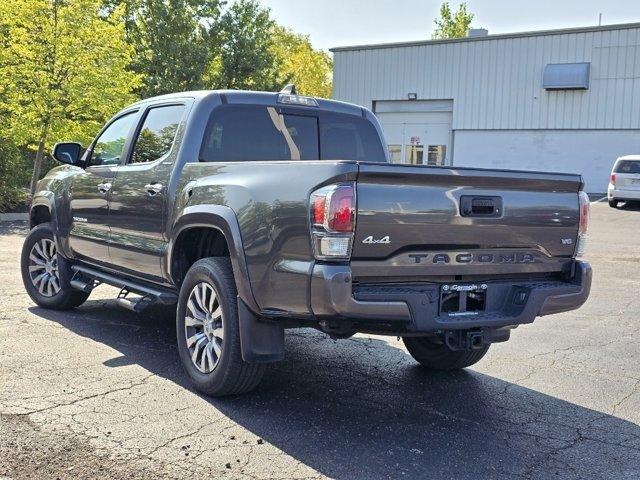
[615,160,640,174]
[130,104,185,164]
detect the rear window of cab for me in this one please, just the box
[199,104,387,163]
[615,160,640,174]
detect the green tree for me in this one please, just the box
[432,2,474,39]
[126,0,223,97]
[0,0,141,194]
[207,0,280,91]
[0,140,30,212]
[271,26,333,98]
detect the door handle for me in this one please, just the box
[145,183,163,196]
[460,196,502,217]
[97,182,112,194]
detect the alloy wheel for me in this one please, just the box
[185,282,224,373]
[28,238,61,297]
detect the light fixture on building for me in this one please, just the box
[408,93,418,101]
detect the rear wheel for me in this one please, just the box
[176,257,265,396]
[609,199,619,208]
[403,336,489,370]
[20,223,90,310]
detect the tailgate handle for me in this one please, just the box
[460,196,502,217]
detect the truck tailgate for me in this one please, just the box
[352,163,582,279]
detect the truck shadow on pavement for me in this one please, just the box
[31,301,640,480]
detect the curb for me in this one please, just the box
[0,213,29,222]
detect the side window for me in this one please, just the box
[200,105,318,162]
[130,105,185,164]
[89,113,137,167]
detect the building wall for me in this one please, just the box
[332,24,640,192]
[333,24,640,130]
[454,130,640,192]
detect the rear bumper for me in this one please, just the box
[310,261,592,332]
[608,187,640,201]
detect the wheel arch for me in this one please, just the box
[30,194,55,229]
[168,205,259,313]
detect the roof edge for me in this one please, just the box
[330,22,640,52]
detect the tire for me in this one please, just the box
[176,257,266,397]
[402,336,490,370]
[609,199,619,208]
[20,223,90,310]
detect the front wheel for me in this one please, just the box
[20,223,90,310]
[176,257,266,397]
[609,199,619,208]
[403,336,489,370]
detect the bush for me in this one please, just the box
[0,139,31,212]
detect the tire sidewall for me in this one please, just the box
[176,259,239,391]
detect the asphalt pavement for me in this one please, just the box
[1,201,639,479]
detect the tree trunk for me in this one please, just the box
[29,124,49,196]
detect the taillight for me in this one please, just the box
[576,191,590,257]
[610,173,616,186]
[310,183,356,260]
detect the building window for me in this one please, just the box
[388,145,402,163]
[427,145,446,166]
[406,144,424,165]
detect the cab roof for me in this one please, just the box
[128,90,366,117]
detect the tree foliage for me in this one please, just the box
[0,140,30,212]
[271,26,333,98]
[432,2,474,39]
[207,0,280,91]
[107,0,224,97]
[0,0,141,193]
[0,0,334,203]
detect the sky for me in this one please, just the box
[260,0,640,51]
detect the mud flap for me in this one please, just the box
[238,297,285,363]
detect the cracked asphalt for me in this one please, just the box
[1,202,639,479]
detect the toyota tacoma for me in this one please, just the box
[21,87,592,396]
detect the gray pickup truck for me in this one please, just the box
[22,87,592,396]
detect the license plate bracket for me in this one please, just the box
[440,284,487,315]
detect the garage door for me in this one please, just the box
[375,100,453,166]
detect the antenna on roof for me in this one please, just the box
[280,84,297,95]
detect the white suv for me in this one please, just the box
[608,155,640,208]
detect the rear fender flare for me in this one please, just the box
[167,205,259,313]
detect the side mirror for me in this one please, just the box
[52,142,83,165]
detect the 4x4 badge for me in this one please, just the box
[362,235,391,244]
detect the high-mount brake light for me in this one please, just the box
[277,94,319,107]
[310,184,356,260]
[576,191,590,257]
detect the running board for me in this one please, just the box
[70,265,178,305]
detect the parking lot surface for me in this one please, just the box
[1,202,639,480]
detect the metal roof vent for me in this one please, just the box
[467,28,488,38]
